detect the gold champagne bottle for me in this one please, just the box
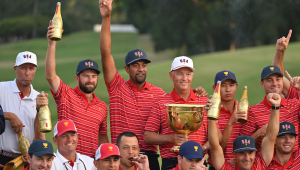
[207,81,221,120]
[238,86,249,123]
[50,2,63,41]
[38,91,52,133]
[18,133,30,157]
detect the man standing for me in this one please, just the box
[99,0,165,169]
[0,51,44,165]
[144,57,211,170]
[208,93,281,170]
[205,70,246,169]
[51,120,96,170]
[25,139,55,170]
[93,143,149,170]
[241,66,300,151]
[268,121,300,169]
[116,131,150,170]
[45,22,108,157]
[171,141,207,170]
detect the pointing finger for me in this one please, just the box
[287,29,292,41]
[285,70,293,81]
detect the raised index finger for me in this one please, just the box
[287,29,292,41]
[200,154,207,165]
[285,70,293,81]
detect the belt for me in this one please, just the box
[0,150,22,158]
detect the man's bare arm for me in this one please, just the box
[45,20,61,94]
[98,134,109,146]
[261,93,280,166]
[144,131,188,145]
[272,30,292,96]
[99,0,117,84]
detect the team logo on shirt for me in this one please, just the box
[194,146,198,151]
[241,139,250,146]
[270,67,274,71]
[23,54,31,60]
[85,62,93,67]
[224,72,228,76]
[43,143,48,148]
[151,95,153,98]
[135,51,143,57]
[108,146,113,151]
[282,124,291,130]
[32,106,34,109]
[64,122,68,127]
[180,59,188,64]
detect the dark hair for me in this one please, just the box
[29,153,33,158]
[116,131,139,147]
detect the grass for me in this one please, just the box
[0,31,299,168]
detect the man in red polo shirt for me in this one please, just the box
[209,93,281,170]
[241,65,300,152]
[144,56,213,170]
[205,70,246,169]
[45,21,108,157]
[268,121,300,169]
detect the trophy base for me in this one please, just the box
[208,117,218,120]
[170,146,180,152]
[40,129,52,133]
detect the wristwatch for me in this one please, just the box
[203,145,207,153]
[271,105,281,110]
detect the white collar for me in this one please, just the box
[12,79,35,100]
[56,149,81,164]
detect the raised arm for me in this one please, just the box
[208,120,224,170]
[261,93,281,166]
[272,30,292,96]
[99,0,117,84]
[45,20,61,94]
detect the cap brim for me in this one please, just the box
[183,154,203,160]
[126,58,151,65]
[76,68,100,75]
[261,72,283,81]
[233,147,257,153]
[277,131,298,137]
[15,62,38,67]
[33,151,55,157]
[56,130,77,137]
[171,65,195,72]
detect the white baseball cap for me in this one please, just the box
[15,51,38,66]
[171,56,194,72]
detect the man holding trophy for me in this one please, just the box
[144,56,218,170]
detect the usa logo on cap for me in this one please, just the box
[242,139,250,146]
[282,124,291,130]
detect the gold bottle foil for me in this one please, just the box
[39,91,52,133]
[18,133,30,157]
[50,2,63,41]
[207,81,221,120]
[238,86,249,123]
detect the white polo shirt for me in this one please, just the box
[51,150,96,170]
[0,79,39,153]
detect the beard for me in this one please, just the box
[135,72,146,84]
[79,78,98,93]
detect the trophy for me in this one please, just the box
[165,104,205,152]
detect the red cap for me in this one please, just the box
[95,143,122,160]
[54,120,77,137]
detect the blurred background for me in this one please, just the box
[0,0,299,161]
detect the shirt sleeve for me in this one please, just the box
[51,78,68,102]
[105,71,125,96]
[286,85,300,100]
[99,108,108,135]
[145,99,162,133]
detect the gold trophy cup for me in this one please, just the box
[165,104,205,152]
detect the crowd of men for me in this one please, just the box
[1,0,300,170]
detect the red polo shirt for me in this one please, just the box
[241,96,300,152]
[216,100,243,160]
[171,164,179,170]
[286,85,300,100]
[268,149,300,170]
[23,166,29,170]
[145,88,208,158]
[106,71,165,151]
[221,151,267,170]
[51,79,107,157]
